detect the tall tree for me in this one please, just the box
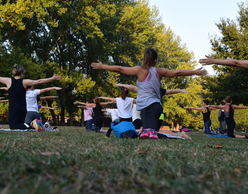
[205,1,248,104]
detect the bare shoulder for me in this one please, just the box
[0,77,11,88]
[156,67,168,78]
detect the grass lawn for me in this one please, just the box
[1,126,248,193]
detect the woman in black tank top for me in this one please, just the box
[209,96,248,139]
[74,97,115,131]
[184,100,216,134]
[0,64,61,129]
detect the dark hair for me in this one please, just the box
[94,97,100,104]
[202,100,209,105]
[142,49,157,68]
[12,64,25,77]
[111,104,117,109]
[225,96,232,103]
[26,86,33,90]
[121,88,129,100]
[220,101,225,105]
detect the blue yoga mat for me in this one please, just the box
[208,134,231,138]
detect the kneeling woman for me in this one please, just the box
[99,88,136,122]
[184,100,216,134]
[74,97,114,131]
[209,96,248,138]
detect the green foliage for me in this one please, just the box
[163,79,208,129]
[0,0,205,126]
[0,0,68,30]
[206,1,248,105]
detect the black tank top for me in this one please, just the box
[202,107,210,123]
[226,105,234,120]
[93,103,102,117]
[8,77,26,111]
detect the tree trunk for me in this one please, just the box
[58,91,65,124]
[69,112,73,126]
[47,100,57,125]
[81,110,84,127]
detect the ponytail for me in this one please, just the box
[121,88,129,100]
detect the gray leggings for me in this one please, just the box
[25,111,40,124]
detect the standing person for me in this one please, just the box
[91,49,206,139]
[99,88,135,122]
[184,100,216,134]
[218,101,226,134]
[199,55,248,68]
[209,96,248,139]
[74,98,114,131]
[25,86,62,125]
[0,64,61,129]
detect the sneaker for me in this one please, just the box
[31,119,45,132]
[140,129,149,139]
[149,129,158,139]
[94,127,101,132]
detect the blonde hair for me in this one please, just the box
[12,64,25,77]
[142,49,157,68]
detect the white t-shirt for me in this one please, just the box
[106,109,119,122]
[116,97,134,119]
[132,104,141,121]
[26,89,41,112]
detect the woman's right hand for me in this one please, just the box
[91,60,104,69]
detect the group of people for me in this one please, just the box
[76,50,248,140]
[0,64,61,131]
[1,50,248,140]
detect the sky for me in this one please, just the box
[148,0,243,74]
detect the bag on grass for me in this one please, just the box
[111,121,137,138]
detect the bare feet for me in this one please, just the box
[181,131,192,140]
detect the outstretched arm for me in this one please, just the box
[166,89,189,95]
[232,105,248,110]
[208,107,219,111]
[40,106,55,110]
[184,106,203,111]
[91,60,141,76]
[23,75,61,88]
[74,101,96,108]
[0,77,11,88]
[115,83,138,92]
[40,87,62,94]
[208,105,227,110]
[0,87,8,91]
[77,105,86,109]
[100,101,116,106]
[157,67,207,79]
[199,55,248,69]
[99,97,116,102]
[0,99,8,103]
[39,96,58,101]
